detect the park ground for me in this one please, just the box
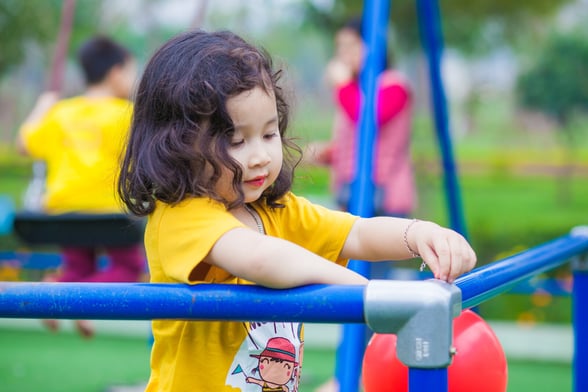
[0,318,574,391]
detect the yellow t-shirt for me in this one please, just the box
[20,96,133,213]
[145,193,357,391]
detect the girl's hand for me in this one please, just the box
[303,141,333,166]
[325,59,353,87]
[407,220,477,283]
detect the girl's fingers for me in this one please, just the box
[432,235,452,281]
[423,232,476,283]
[446,235,466,282]
[413,224,477,283]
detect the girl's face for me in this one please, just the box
[221,86,283,203]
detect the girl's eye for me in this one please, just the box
[264,131,279,139]
[230,139,244,147]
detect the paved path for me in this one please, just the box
[0,317,573,363]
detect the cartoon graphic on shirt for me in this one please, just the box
[246,337,298,391]
[226,322,303,391]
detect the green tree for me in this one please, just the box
[517,32,588,126]
[302,0,574,55]
[0,0,104,78]
[0,0,62,75]
[516,31,588,202]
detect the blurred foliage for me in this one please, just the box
[516,31,588,128]
[0,0,103,77]
[302,0,574,56]
[0,0,577,80]
[515,30,588,203]
[0,0,60,75]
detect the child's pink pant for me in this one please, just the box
[57,245,145,283]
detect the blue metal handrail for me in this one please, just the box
[0,231,584,319]
[457,231,588,308]
[1,230,587,392]
[0,282,366,322]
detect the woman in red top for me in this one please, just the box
[314,17,416,219]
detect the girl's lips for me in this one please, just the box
[245,176,266,187]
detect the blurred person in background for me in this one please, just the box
[310,17,417,273]
[311,17,417,392]
[16,35,145,338]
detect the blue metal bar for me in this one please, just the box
[348,0,389,220]
[416,0,467,238]
[336,1,391,390]
[456,233,588,309]
[0,282,365,322]
[2,232,587,392]
[409,368,448,392]
[1,251,62,270]
[573,266,588,392]
[2,235,586,323]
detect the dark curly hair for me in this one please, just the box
[118,30,301,216]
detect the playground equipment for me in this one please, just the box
[1,0,585,391]
[13,211,144,247]
[362,310,508,392]
[0,228,587,392]
[338,0,468,388]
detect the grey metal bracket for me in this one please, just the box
[571,226,588,272]
[364,279,462,368]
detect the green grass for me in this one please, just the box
[0,327,573,391]
[0,328,151,392]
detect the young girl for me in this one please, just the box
[118,30,476,392]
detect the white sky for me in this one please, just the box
[105,0,323,34]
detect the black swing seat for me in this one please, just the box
[13,211,145,247]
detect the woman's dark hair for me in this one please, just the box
[118,30,301,216]
[342,16,363,38]
[339,16,391,69]
[77,36,130,85]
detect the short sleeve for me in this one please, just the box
[20,111,60,160]
[258,194,358,266]
[146,198,245,283]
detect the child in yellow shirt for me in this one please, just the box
[17,36,145,338]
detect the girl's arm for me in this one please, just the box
[341,217,476,283]
[204,228,369,288]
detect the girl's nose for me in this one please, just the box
[248,142,271,167]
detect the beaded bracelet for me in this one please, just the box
[403,219,427,271]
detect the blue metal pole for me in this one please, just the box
[0,282,366,322]
[409,368,448,392]
[456,233,588,309]
[4,231,585,322]
[336,0,391,390]
[416,0,468,238]
[572,244,588,392]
